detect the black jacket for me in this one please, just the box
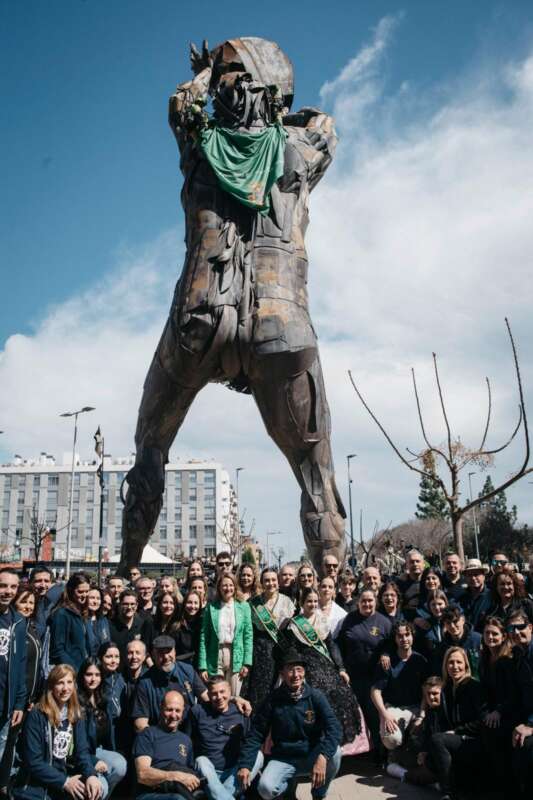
[479,653,521,725]
[440,678,485,737]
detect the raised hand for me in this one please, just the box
[190,40,212,75]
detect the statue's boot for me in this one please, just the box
[302,507,347,573]
[117,447,165,575]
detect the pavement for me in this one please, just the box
[294,756,438,800]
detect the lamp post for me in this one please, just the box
[347,454,357,570]
[60,406,95,578]
[468,471,480,560]
[235,467,244,561]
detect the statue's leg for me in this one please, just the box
[249,348,347,572]
[118,304,234,573]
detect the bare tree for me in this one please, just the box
[27,506,55,562]
[349,320,532,562]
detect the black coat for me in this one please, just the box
[479,654,521,726]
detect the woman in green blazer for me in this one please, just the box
[198,573,253,696]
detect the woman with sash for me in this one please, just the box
[280,587,361,744]
[246,567,294,709]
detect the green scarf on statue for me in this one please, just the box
[199,122,288,215]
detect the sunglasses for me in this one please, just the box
[506,623,528,632]
[325,564,339,569]
[218,561,231,567]
[300,573,314,578]
[492,560,507,566]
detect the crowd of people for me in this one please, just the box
[0,547,532,800]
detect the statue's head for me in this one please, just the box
[209,37,294,126]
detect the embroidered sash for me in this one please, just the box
[292,615,332,662]
[251,596,280,643]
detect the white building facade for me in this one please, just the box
[0,453,232,561]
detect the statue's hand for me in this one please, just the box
[190,39,212,75]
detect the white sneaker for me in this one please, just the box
[386,763,407,781]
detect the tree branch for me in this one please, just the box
[433,353,453,462]
[478,377,492,452]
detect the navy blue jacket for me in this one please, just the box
[132,662,205,725]
[13,707,96,800]
[49,606,88,670]
[34,584,63,641]
[85,616,110,658]
[2,607,27,717]
[461,587,492,633]
[238,683,341,770]
[81,698,116,757]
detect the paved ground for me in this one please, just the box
[294,756,436,800]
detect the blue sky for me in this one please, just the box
[3,1,533,559]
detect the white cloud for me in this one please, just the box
[2,20,533,560]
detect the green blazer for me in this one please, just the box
[198,599,253,675]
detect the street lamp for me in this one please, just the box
[346,454,357,570]
[60,406,95,578]
[468,472,480,560]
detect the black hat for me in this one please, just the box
[152,635,175,650]
[280,648,306,669]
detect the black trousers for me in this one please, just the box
[513,735,533,795]
[428,732,483,792]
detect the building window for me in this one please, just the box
[46,492,58,510]
[188,472,197,485]
[49,476,59,487]
[189,489,197,500]
[189,525,197,539]
[160,527,167,540]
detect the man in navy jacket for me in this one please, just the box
[0,567,27,764]
[237,650,342,800]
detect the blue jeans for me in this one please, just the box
[95,747,128,796]
[258,747,342,800]
[196,752,264,800]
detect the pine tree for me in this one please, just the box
[477,474,516,557]
[415,473,448,519]
[241,546,256,566]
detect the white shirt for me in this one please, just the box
[218,600,236,644]
[321,601,347,639]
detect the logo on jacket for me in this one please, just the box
[53,726,73,760]
[304,710,315,724]
[369,627,380,637]
[0,627,10,658]
[178,743,188,758]
[184,680,192,693]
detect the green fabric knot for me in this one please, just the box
[199,122,288,215]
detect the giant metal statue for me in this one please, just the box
[118,37,347,573]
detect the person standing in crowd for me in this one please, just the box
[378,582,403,625]
[133,690,200,799]
[237,650,342,800]
[461,558,492,633]
[370,621,428,757]
[335,572,357,613]
[128,567,142,586]
[118,640,148,762]
[417,567,442,611]
[295,563,318,608]
[214,553,233,579]
[414,590,449,660]
[396,550,425,621]
[158,575,183,604]
[192,676,263,800]
[321,555,340,585]
[441,553,468,605]
[489,566,533,623]
[49,572,90,671]
[109,589,153,664]
[427,647,484,799]
[509,611,533,798]
[106,577,124,608]
[13,664,105,800]
[77,658,127,797]
[152,592,181,640]
[479,617,521,777]
[29,567,62,641]
[278,563,297,601]
[338,588,392,752]
[199,574,253,696]
[0,569,27,785]
[101,590,114,619]
[12,586,43,707]
[184,560,205,589]
[282,588,360,746]
[235,564,259,603]
[361,567,382,595]
[189,577,209,609]
[246,568,294,710]
[173,591,203,665]
[436,606,481,678]
[85,587,111,658]
[133,635,208,731]
[318,577,346,639]
[135,578,157,619]
[488,552,510,586]
[98,642,126,744]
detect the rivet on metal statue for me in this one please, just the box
[118,38,347,574]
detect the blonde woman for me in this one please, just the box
[318,576,346,639]
[13,664,106,800]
